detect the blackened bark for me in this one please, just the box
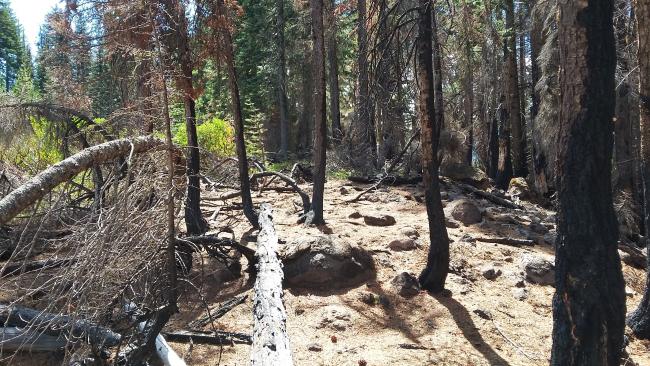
[416,0,450,293]
[487,116,499,180]
[183,98,206,235]
[552,0,626,363]
[628,0,650,339]
[530,0,548,195]
[462,2,474,166]
[504,0,526,178]
[495,98,513,189]
[276,0,289,160]
[432,11,445,134]
[357,0,376,161]
[220,0,258,227]
[614,0,634,192]
[326,0,342,142]
[308,0,327,225]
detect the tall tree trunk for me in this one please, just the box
[220,0,258,227]
[462,1,474,166]
[628,0,650,339]
[495,97,513,189]
[504,0,526,178]
[326,0,342,142]
[308,0,327,225]
[416,0,450,293]
[552,0,626,363]
[356,0,376,162]
[298,18,314,152]
[614,0,634,193]
[432,10,445,134]
[530,0,548,196]
[276,0,289,160]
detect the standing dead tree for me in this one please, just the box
[250,204,293,365]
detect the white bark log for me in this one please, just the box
[250,204,293,366]
[0,327,67,352]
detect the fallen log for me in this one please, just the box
[251,204,293,366]
[250,172,311,214]
[348,175,422,185]
[456,182,524,210]
[474,237,535,247]
[0,327,68,351]
[188,295,248,329]
[178,236,256,267]
[0,304,121,348]
[0,136,164,225]
[163,330,252,345]
[0,258,75,278]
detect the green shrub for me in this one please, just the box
[0,117,62,173]
[173,117,236,157]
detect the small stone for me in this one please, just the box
[388,238,417,251]
[626,286,636,297]
[459,234,476,243]
[400,227,420,238]
[504,256,514,263]
[391,272,421,297]
[330,335,338,343]
[295,308,305,315]
[308,343,323,352]
[349,211,362,219]
[514,279,526,288]
[481,265,502,280]
[340,186,350,195]
[521,255,555,286]
[450,199,483,225]
[359,292,378,305]
[445,218,460,229]
[473,308,492,320]
[363,213,397,226]
[358,360,368,366]
[529,222,549,234]
[512,288,529,301]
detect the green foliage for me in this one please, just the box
[0,116,62,173]
[173,117,236,157]
[0,1,24,91]
[327,168,352,180]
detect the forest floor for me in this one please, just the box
[166,177,650,366]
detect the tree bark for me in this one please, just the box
[356,0,376,162]
[552,0,626,363]
[250,204,293,365]
[462,1,474,167]
[495,98,513,189]
[416,0,450,294]
[628,0,650,339]
[276,0,289,160]
[326,0,342,142]
[614,0,634,193]
[308,0,327,225]
[504,0,526,178]
[0,136,163,225]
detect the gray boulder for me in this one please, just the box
[280,235,374,288]
[391,271,421,297]
[363,213,396,226]
[450,199,482,225]
[388,238,417,251]
[521,255,555,286]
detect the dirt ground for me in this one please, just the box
[163,178,650,366]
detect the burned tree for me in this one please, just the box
[551,0,626,363]
[416,0,450,293]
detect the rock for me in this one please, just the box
[391,272,421,297]
[308,343,323,352]
[473,308,492,320]
[318,306,352,331]
[450,199,482,225]
[400,227,419,238]
[626,286,636,297]
[349,211,362,219]
[363,213,396,226]
[521,255,555,286]
[508,177,532,201]
[459,234,476,243]
[388,238,417,251]
[512,288,529,301]
[480,264,502,280]
[529,222,549,234]
[445,218,460,229]
[339,186,351,195]
[280,235,374,288]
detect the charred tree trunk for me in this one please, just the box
[182,98,205,235]
[628,0,650,339]
[276,0,289,160]
[220,0,258,228]
[416,0,450,293]
[326,0,342,142]
[504,0,526,178]
[614,0,634,193]
[530,0,548,196]
[250,204,293,365]
[552,0,626,363]
[356,0,376,162]
[308,0,327,225]
[462,2,474,166]
[432,10,445,135]
[495,98,513,189]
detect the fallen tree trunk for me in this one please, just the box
[456,182,524,210]
[163,330,252,345]
[474,237,535,246]
[250,204,293,366]
[188,295,248,329]
[0,304,121,348]
[0,258,74,278]
[0,136,164,225]
[0,327,68,351]
[178,236,256,267]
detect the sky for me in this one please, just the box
[10,0,61,52]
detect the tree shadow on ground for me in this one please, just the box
[432,293,511,366]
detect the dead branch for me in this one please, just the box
[0,258,75,278]
[0,136,164,225]
[188,295,248,329]
[163,330,252,345]
[250,172,311,214]
[456,182,524,210]
[474,237,535,246]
